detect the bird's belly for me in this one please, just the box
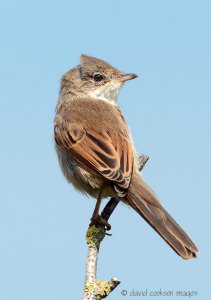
[55,145,115,198]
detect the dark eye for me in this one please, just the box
[93,73,104,82]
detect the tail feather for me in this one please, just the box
[125,173,198,259]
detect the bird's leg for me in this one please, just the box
[90,183,111,230]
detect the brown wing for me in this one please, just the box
[54,123,133,197]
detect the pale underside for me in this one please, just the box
[56,144,117,198]
[88,82,122,105]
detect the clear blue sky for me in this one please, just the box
[0,1,211,299]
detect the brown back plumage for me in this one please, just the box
[55,97,134,197]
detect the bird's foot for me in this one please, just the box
[90,214,111,231]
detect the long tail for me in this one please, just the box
[124,173,198,259]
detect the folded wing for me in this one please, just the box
[54,123,133,197]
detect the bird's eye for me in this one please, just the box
[93,73,104,82]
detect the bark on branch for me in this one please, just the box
[82,154,149,300]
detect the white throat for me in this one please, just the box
[88,82,122,105]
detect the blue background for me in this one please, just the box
[0,1,210,299]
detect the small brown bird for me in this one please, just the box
[54,54,198,259]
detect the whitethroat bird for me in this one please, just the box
[54,54,198,259]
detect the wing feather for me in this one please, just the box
[54,123,133,197]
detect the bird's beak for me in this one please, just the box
[119,73,139,82]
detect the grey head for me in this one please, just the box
[60,54,138,104]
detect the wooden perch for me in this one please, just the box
[82,154,149,300]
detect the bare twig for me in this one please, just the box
[82,154,149,300]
